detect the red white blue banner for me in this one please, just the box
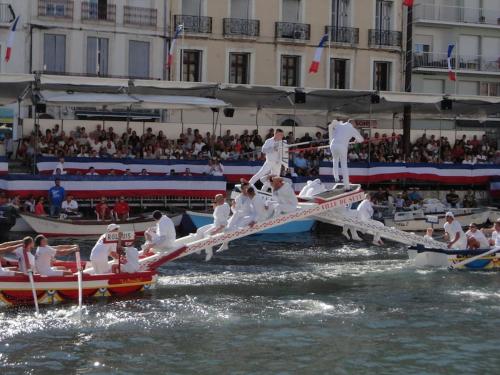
[0,175,226,199]
[0,157,8,175]
[491,178,500,199]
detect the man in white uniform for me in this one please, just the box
[61,195,79,216]
[249,129,285,191]
[343,194,384,245]
[329,120,364,189]
[488,219,500,248]
[34,235,78,276]
[248,187,271,221]
[465,223,489,249]
[143,211,177,252]
[270,177,298,215]
[299,179,326,198]
[89,224,120,274]
[0,240,24,276]
[14,237,37,274]
[443,212,467,249]
[119,246,141,273]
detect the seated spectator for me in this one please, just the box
[61,195,79,216]
[293,153,309,176]
[35,197,47,216]
[395,193,405,211]
[140,168,149,176]
[183,168,193,177]
[95,197,111,221]
[113,196,130,221]
[466,223,489,249]
[24,195,36,213]
[462,190,476,208]
[123,168,132,176]
[446,189,460,208]
[86,166,99,176]
[408,188,423,204]
[53,157,67,175]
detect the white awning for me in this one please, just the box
[40,74,129,88]
[132,94,229,109]
[380,92,443,104]
[40,90,139,106]
[0,74,34,105]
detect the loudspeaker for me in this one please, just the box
[210,107,219,113]
[294,89,306,104]
[371,94,380,104]
[35,103,47,113]
[223,108,235,117]
[441,98,452,110]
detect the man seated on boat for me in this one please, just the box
[488,219,500,248]
[465,223,489,249]
[142,211,177,253]
[247,187,271,221]
[269,177,299,215]
[13,237,36,274]
[196,194,230,239]
[112,242,141,274]
[462,190,477,208]
[89,224,120,274]
[113,196,130,221]
[61,195,79,217]
[95,197,112,221]
[443,212,467,249]
[0,240,25,276]
[34,235,78,276]
[446,189,460,208]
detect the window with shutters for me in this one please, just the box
[331,0,350,27]
[231,0,251,19]
[373,61,391,91]
[480,82,500,97]
[280,55,301,87]
[282,0,301,22]
[375,0,392,30]
[229,53,250,84]
[182,0,203,16]
[181,50,202,82]
[43,34,66,73]
[87,37,109,76]
[128,40,150,79]
[330,58,350,89]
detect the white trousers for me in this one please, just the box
[249,161,282,189]
[196,224,216,238]
[330,145,349,186]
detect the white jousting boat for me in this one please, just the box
[19,213,183,238]
[408,246,500,270]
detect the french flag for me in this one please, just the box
[309,33,329,74]
[447,44,456,81]
[167,24,184,68]
[403,0,414,6]
[5,16,20,63]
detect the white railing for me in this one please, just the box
[414,3,500,26]
[413,52,500,73]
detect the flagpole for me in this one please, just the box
[327,10,332,89]
[180,25,185,81]
[454,39,458,95]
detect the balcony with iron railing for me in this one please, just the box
[275,22,310,41]
[368,29,402,48]
[413,52,500,73]
[325,26,359,45]
[81,1,116,23]
[223,18,260,37]
[174,15,212,34]
[124,6,157,27]
[414,3,500,27]
[38,0,73,19]
[0,3,14,24]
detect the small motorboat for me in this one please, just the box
[19,213,183,238]
[408,245,500,270]
[185,210,315,234]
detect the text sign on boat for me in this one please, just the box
[104,231,135,243]
[426,215,439,224]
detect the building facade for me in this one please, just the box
[0,0,405,91]
[411,0,500,96]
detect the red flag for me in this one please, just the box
[403,0,414,6]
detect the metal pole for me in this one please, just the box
[402,3,413,160]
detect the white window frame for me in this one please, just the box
[227,0,255,18]
[279,0,306,22]
[177,0,208,16]
[370,58,396,91]
[372,0,395,30]
[277,50,305,87]
[176,44,207,82]
[327,56,353,89]
[329,0,354,28]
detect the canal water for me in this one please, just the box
[1,231,499,374]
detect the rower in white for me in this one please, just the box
[248,187,272,221]
[14,237,37,274]
[249,129,286,192]
[328,120,364,190]
[443,212,467,249]
[269,177,299,215]
[143,210,177,253]
[341,194,384,245]
[195,194,230,261]
[89,224,120,274]
[0,239,24,276]
[34,234,78,276]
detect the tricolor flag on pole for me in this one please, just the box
[403,0,414,6]
[167,24,184,68]
[309,33,329,74]
[447,44,456,81]
[5,16,20,63]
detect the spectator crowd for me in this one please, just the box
[10,123,499,178]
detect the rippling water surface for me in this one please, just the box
[1,231,500,374]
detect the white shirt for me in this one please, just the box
[122,247,140,273]
[90,234,116,263]
[272,183,298,214]
[466,230,489,249]
[261,137,282,164]
[330,122,364,150]
[213,202,230,228]
[357,199,374,221]
[444,220,467,249]
[35,246,57,275]
[492,231,500,247]
[62,200,78,211]
[232,194,252,216]
[193,142,206,155]
[14,247,36,274]
[53,162,65,175]
[250,194,269,221]
[151,215,176,248]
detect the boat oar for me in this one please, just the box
[449,247,500,270]
[75,249,83,310]
[23,250,39,314]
